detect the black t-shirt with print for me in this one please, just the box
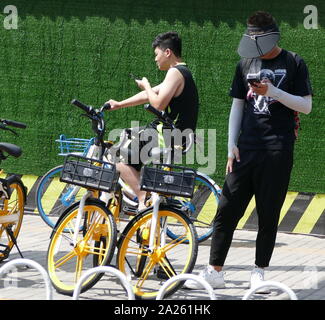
[229,49,312,150]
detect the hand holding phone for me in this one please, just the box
[247,73,260,86]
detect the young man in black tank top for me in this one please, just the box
[106,32,199,211]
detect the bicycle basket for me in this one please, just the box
[60,155,119,192]
[56,135,93,156]
[140,164,196,198]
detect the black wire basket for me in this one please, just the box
[60,155,120,192]
[140,164,196,198]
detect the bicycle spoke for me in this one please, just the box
[195,220,213,227]
[159,256,177,278]
[75,256,84,283]
[136,259,155,288]
[54,250,77,269]
[162,234,188,253]
[126,248,150,257]
[3,201,18,214]
[82,213,102,242]
[84,244,108,257]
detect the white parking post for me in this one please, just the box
[72,266,135,300]
[0,258,53,300]
[156,274,217,300]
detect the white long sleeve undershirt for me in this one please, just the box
[228,98,245,158]
[266,83,312,114]
[227,88,312,158]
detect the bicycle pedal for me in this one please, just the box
[123,206,137,216]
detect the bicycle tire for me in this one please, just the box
[47,199,117,296]
[36,165,87,229]
[0,176,26,262]
[117,205,198,300]
[166,172,221,243]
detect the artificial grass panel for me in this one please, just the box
[0,0,324,193]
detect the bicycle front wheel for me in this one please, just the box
[0,176,26,262]
[36,165,87,229]
[117,206,198,300]
[47,199,117,296]
[167,172,221,243]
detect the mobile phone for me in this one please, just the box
[129,73,141,81]
[247,73,260,85]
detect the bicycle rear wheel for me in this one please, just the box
[47,199,117,296]
[117,205,198,300]
[0,176,25,262]
[167,172,221,243]
[36,165,87,229]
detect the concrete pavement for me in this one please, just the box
[0,214,324,300]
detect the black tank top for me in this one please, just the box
[167,64,199,132]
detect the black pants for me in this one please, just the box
[209,148,293,268]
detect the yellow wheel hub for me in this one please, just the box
[150,248,165,263]
[74,240,88,257]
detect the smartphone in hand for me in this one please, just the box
[247,73,260,86]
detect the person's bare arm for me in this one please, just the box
[136,68,183,111]
[106,84,161,110]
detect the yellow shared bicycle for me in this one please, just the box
[46,100,198,300]
[0,119,27,262]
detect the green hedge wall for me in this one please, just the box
[0,0,324,193]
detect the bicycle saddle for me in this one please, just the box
[0,142,22,158]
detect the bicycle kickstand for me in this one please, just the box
[6,226,25,259]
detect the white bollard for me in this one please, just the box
[72,266,135,300]
[0,258,53,300]
[156,274,217,300]
[242,280,298,300]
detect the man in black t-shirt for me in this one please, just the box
[185,11,312,292]
[106,32,199,211]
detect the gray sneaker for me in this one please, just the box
[250,267,271,294]
[183,265,226,290]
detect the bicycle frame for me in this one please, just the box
[149,192,164,250]
[72,185,164,250]
[59,143,99,205]
[58,100,198,252]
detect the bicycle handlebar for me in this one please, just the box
[0,119,25,159]
[70,99,113,152]
[144,104,175,129]
[0,119,27,129]
[71,99,91,113]
[103,102,111,111]
[71,99,111,114]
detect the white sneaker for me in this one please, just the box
[250,267,271,294]
[183,265,226,290]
